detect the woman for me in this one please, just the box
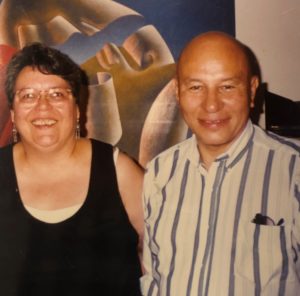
[0,43,144,295]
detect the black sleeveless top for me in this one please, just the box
[0,140,142,295]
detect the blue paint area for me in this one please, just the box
[0,0,235,60]
[115,0,235,59]
[55,14,147,64]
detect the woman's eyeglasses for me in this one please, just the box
[14,88,73,107]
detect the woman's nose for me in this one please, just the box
[35,94,52,109]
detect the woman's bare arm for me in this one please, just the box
[115,151,144,259]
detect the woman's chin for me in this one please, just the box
[30,135,60,149]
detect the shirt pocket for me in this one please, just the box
[234,221,296,291]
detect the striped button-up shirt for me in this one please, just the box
[141,121,300,296]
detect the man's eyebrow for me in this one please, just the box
[220,73,245,82]
[182,78,202,84]
[180,75,245,85]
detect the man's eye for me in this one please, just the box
[189,85,201,91]
[221,85,234,91]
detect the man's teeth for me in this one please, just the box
[32,119,57,126]
[205,120,221,124]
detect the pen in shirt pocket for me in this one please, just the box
[252,213,284,226]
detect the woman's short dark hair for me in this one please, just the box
[5,42,85,106]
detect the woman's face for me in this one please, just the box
[11,66,79,151]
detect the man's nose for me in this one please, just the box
[203,89,222,112]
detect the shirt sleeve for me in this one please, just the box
[140,161,158,295]
[293,169,300,278]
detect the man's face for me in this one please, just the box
[176,37,258,159]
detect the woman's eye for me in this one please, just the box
[50,91,64,99]
[22,93,36,100]
[53,92,62,97]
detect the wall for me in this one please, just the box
[235,0,300,103]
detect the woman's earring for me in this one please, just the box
[12,123,18,143]
[76,120,80,139]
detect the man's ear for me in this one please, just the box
[250,76,259,108]
[174,78,179,102]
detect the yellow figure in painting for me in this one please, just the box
[0,0,187,166]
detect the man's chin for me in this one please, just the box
[196,135,233,150]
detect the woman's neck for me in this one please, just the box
[13,138,80,169]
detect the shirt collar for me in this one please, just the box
[188,120,254,167]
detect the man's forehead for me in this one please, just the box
[178,49,250,80]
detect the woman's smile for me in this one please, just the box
[31,118,57,127]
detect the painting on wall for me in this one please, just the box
[0,0,234,166]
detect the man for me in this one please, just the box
[141,31,300,295]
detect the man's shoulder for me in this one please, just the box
[143,137,195,200]
[149,136,194,165]
[253,125,300,155]
[144,136,195,185]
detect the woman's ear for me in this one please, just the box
[76,104,80,120]
[10,109,15,122]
